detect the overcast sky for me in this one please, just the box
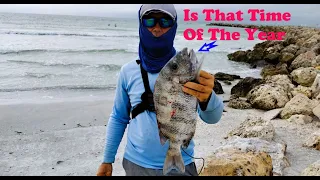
[0,4,319,20]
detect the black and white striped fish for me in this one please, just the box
[153,47,204,175]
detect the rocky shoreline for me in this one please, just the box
[206,23,320,176]
[206,22,319,32]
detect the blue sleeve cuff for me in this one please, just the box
[197,90,224,124]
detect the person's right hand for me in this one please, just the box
[96,163,112,176]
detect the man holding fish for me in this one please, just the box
[97,4,224,176]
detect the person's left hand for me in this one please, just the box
[182,70,215,103]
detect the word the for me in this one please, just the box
[184,28,286,41]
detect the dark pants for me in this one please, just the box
[122,158,198,176]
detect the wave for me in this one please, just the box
[94,27,134,31]
[0,72,69,79]
[6,60,122,70]
[25,72,70,78]
[0,72,73,79]
[0,48,135,55]
[209,47,249,54]
[0,85,117,92]
[2,30,139,38]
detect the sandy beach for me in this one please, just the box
[1,81,319,176]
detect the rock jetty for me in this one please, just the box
[204,23,320,176]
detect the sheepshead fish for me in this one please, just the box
[153,47,204,175]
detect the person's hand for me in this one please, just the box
[96,163,112,176]
[182,70,215,103]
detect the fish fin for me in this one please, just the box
[195,54,205,83]
[159,132,167,145]
[163,151,185,175]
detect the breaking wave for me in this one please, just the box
[0,85,117,92]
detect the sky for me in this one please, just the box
[0,4,319,22]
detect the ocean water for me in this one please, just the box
[0,12,264,104]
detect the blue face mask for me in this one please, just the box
[138,7,178,73]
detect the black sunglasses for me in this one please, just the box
[141,17,174,28]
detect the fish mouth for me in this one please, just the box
[182,47,195,63]
[179,47,204,83]
[185,48,195,58]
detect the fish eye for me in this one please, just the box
[171,63,178,70]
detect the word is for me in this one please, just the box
[184,9,291,22]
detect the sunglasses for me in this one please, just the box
[142,17,174,28]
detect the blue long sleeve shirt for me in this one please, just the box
[102,59,224,169]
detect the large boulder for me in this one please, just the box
[214,72,241,81]
[228,97,252,109]
[290,67,318,87]
[282,36,297,46]
[280,44,299,55]
[280,94,317,119]
[286,115,313,125]
[291,85,313,98]
[264,52,281,64]
[203,137,289,176]
[295,47,309,56]
[247,83,292,110]
[264,74,295,91]
[261,63,289,78]
[262,108,283,121]
[213,79,224,94]
[311,43,320,55]
[279,52,295,64]
[226,116,275,141]
[310,74,320,99]
[200,149,273,176]
[312,103,320,120]
[246,48,264,63]
[300,160,320,176]
[301,34,320,48]
[302,130,320,151]
[227,50,248,63]
[230,77,264,97]
[311,55,320,67]
[289,51,317,70]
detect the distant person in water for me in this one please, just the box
[96,4,224,176]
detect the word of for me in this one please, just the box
[184,28,286,41]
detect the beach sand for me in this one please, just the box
[0,82,319,176]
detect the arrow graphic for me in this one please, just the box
[198,41,218,52]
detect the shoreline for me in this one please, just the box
[0,80,243,176]
[1,81,319,176]
[203,23,320,176]
[206,22,320,30]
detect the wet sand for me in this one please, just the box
[0,82,319,176]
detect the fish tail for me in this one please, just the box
[163,145,185,175]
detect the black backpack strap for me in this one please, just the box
[139,61,152,94]
[131,60,155,119]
